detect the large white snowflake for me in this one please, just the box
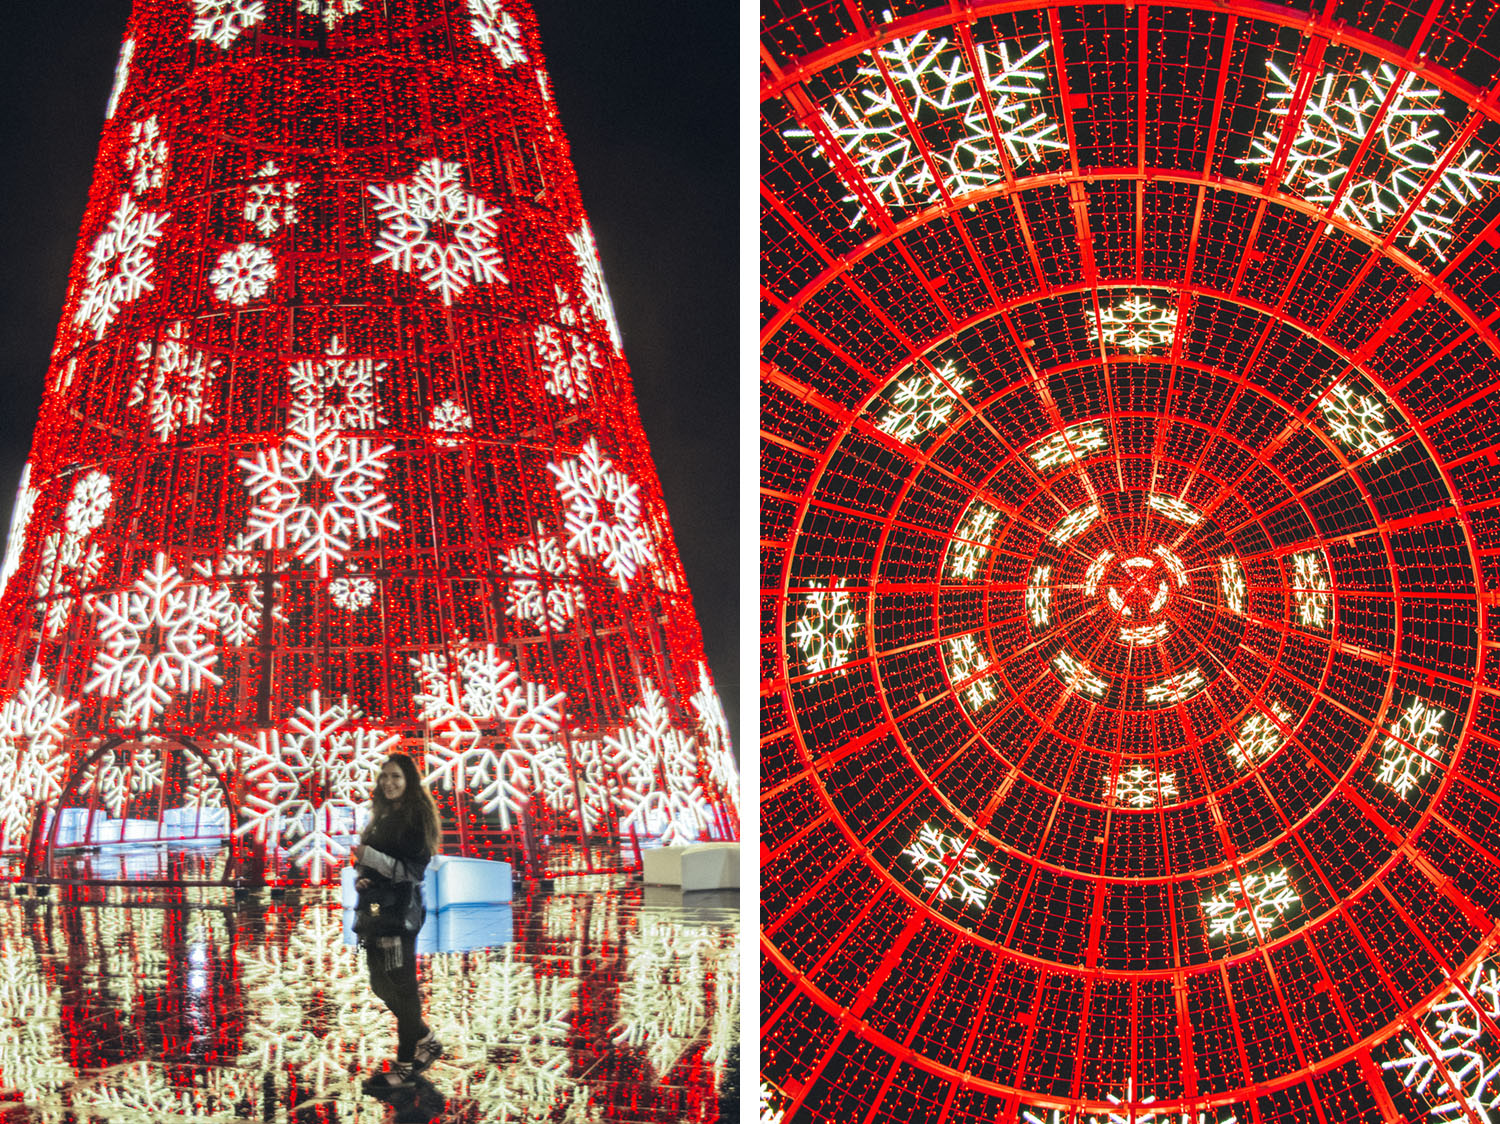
[1049,502,1100,545]
[1026,564,1052,628]
[691,660,738,801]
[901,822,996,911]
[297,0,361,29]
[124,116,168,194]
[286,336,386,431]
[86,552,227,729]
[1228,701,1293,769]
[131,321,219,441]
[1091,295,1178,352]
[568,220,623,351]
[609,677,712,845]
[243,161,301,237]
[430,397,474,446]
[74,193,169,340]
[785,32,1064,225]
[1290,549,1331,628]
[1376,696,1448,798]
[874,362,972,444]
[210,242,277,305]
[106,37,134,119]
[1052,648,1108,697]
[189,0,266,49]
[1240,60,1500,260]
[1203,867,1300,940]
[535,285,602,404]
[1144,667,1206,706]
[190,537,285,647]
[413,640,568,828]
[234,690,396,881]
[1220,555,1247,615]
[369,158,507,305]
[1319,381,1398,460]
[792,581,860,676]
[548,436,656,591]
[502,521,585,634]
[1383,956,1500,1122]
[81,739,165,819]
[1027,422,1109,473]
[238,413,398,577]
[0,466,36,600]
[0,670,76,851]
[467,0,528,67]
[1110,764,1178,808]
[947,502,1000,580]
[1148,493,1202,526]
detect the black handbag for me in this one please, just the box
[354,878,424,939]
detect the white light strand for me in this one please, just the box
[1084,549,1115,596]
[874,362,972,444]
[792,581,860,676]
[1228,701,1293,769]
[1051,649,1108,698]
[1219,555,1247,615]
[1291,549,1331,628]
[1144,667,1206,706]
[1203,867,1300,940]
[1110,763,1178,808]
[1120,621,1170,646]
[1154,545,1188,588]
[1148,493,1202,526]
[1376,697,1448,798]
[901,822,996,911]
[1319,381,1399,460]
[1027,422,1110,473]
[1049,502,1100,545]
[1025,564,1052,628]
[1382,956,1500,1122]
[1091,295,1178,352]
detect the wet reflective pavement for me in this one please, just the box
[0,872,739,1122]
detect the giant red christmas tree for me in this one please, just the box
[0,0,736,883]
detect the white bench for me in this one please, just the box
[642,842,739,891]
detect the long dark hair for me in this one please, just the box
[364,752,442,853]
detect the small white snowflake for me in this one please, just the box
[535,285,602,404]
[0,670,76,851]
[792,581,860,676]
[85,552,228,730]
[66,470,112,537]
[243,161,301,238]
[430,398,474,446]
[238,413,398,577]
[1025,564,1051,628]
[1144,667,1206,705]
[568,220,623,350]
[130,321,219,441]
[467,0,528,67]
[297,0,361,28]
[609,677,712,845]
[1290,549,1331,628]
[81,739,165,819]
[0,466,36,601]
[1049,502,1100,545]
[875,362,972,444]
[369,158,507,305]
[1110,764,1178,808]
[1376,697,1448,798]
[286,336,386,431]
[691,660,737,801]
[124,116,168,194]
[945,632,990,684]
[1051,649,1108,697]
[1319,382,1398,460]
[1119,622,1170,646]
[947,502,999,580]
[1148,493,1202,526]
[1026,422,1109,473]
[189,0,266,50]
[210,242,276,305]
[548,436,656,591]
[1085,550,1115,596]
[1228,701,1292,769]
[106,38,134,120]
[1203,867,1299,939]
[1219,555,1247,615]
[1091,295,1178,352]
[74,193,169,340]
[328,575,375,612]
[902,822,995,910]
[502,521,585,634]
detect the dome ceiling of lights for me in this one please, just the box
[759,2,1500,1122]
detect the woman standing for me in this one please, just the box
[353,753,445,1089]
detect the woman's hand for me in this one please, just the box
[356,877,371,890]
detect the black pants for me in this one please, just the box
[366,934,429,1062]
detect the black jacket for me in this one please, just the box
[359,805,432,888]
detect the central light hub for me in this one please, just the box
[1085,545,1190,647]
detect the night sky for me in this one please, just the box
[0,2,739,742]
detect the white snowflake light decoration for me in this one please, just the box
[297,0,361,29]
[947,502,1000,580]
[189,0,267,49]
[964,677,997,711]
[369,158,507,305]
[234,690,396,880]
[1052,649,1108,697]
[1241,60,1500,260]
[762,1084,787,1124]
[691,660,738,800]
[190,537,285,648]
[608,677,713,845]
[1319,381,1398,460]
[1049,502,1100,545]
[1203,867,1300,939]
[1376,697,1448,798]
[901,822,996,911]
[568,220,623,351]
[945,632,990,684]
[1026,422,1110,473]
[792,581,860,676]
[327,575,375,612]
[1290,549,1331,628]
[0,670,76,851]
[1120,621,1170,646]
[74,193,169,340]
[238,413,398,577]
[86,552,228,729]
[1110,764,1178,808]
[502,522,585,634]
[430,398,474,446]
[286,336,386,431]
[1382,956,1500,1122]
[535,285,602,404]
[34,471,113,638]
[0,466,36,600]
[875,362,972,444]
[786,32,1064,225]
[467,0,528,67]
[1144,667,1206,706]
[1148,493,1202,526]
[81,740,165,820]
[1085,549,1115,596]
[548,436,656,592]
[1228,701,1293,769]
[106,38,134,119]
[1220,555,1247,615]
[243,161,301,237]
[66,470,112,538]
[210,242,276,306]
[124,116,168,194]
[131,321,219,441]
[1025,564,1052,628]
[1154,545,1188,587]
[1091,295,1178,352]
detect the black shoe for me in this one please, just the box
[412,1033,444,1074]
[362,1063,415,1094]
